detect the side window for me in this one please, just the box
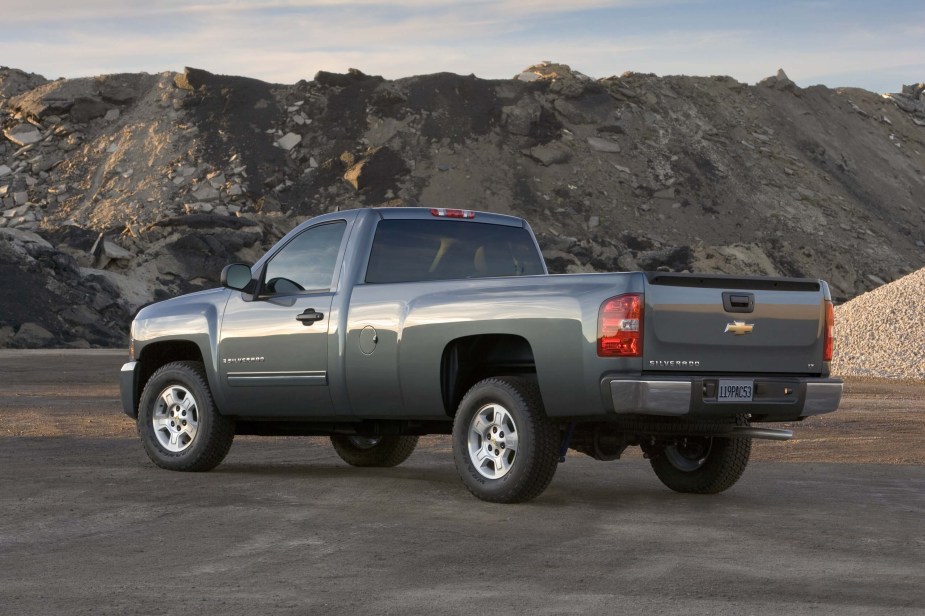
[263,221,346,294]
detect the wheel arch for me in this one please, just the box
[134,340,207,416]
[440,334,538,417]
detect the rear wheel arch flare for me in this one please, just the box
[440,334,537,416]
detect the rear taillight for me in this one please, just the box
[823,300,834,361]
[598,294,643,357]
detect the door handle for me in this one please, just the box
[296,309,324,326]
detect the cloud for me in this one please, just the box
[0,0,647,23]
[0,0,921,92]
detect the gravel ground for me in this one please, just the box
[832,267,925,381]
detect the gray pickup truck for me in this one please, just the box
[120,207,842,503]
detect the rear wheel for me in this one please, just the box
[649,416,752,494]
[452,376,559,503]
[330,435,419,467]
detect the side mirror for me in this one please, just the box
[221,263,254,292]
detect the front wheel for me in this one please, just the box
[452,376,560,503]
[330,435,419,467]
[137,361,235,472]
[649,417,752,494]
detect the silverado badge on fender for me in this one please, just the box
[724,321,755,335]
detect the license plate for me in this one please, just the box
[717,380,754,402]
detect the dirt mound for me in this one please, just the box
[831,267,925,381]
[2,63,925,348]
[0,228,129,347]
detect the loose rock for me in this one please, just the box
[276,132,302,150]
[526,142,571,166]
[587,137,621,153]
[4,124,42,146]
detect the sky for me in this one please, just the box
[1,0,922,93]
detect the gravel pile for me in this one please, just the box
[832,266,925,381]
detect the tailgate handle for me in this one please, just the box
[722,292,755,313]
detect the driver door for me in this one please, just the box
[218,220,347,417]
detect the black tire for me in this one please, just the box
[330,435,419,467]
[649,415,752,494]
[452,376,559,504]
[137,360,235,472]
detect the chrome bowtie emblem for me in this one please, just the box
[724,321,754,335]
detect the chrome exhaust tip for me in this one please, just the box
[727,427,793,441]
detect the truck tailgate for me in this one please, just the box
[643,273,827,374]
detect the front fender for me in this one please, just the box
[132,289,230,412]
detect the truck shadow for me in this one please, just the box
[211,460,766,509]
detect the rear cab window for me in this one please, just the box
[365,219,545,284]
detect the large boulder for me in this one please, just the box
[342,146,409,202]
[0,67,48,100]
[11,323,54,347]
[8,76,98,118]
[759,69,802,96]
[69,97,110,123]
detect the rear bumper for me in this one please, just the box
[605,375,843,421]
[120,361,140,418]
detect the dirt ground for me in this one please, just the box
[1,349,922,465]
[1,350,924,615]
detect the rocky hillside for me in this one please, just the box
[1,63,924,348]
